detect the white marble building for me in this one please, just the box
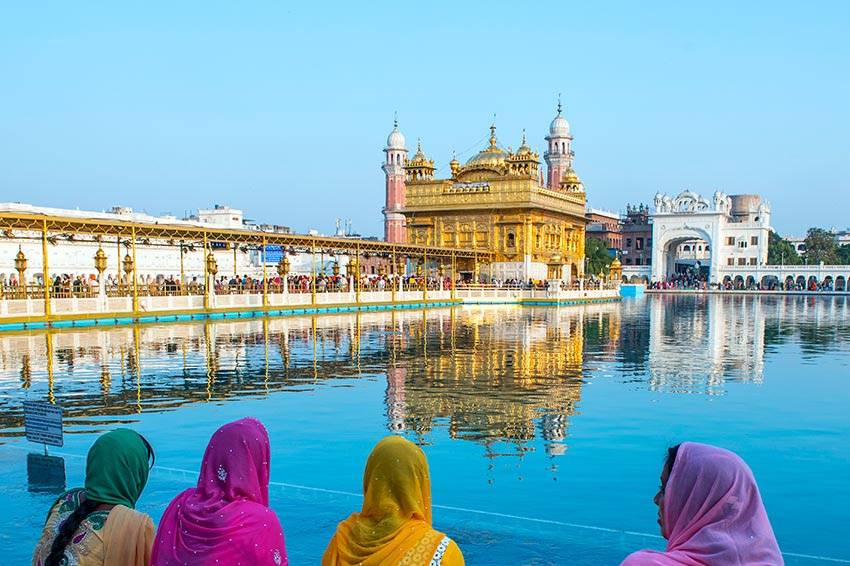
[650,191,771,284]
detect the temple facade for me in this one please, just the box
[381,102,588,282]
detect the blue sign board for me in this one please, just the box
[264,245,283,264]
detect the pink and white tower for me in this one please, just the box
[544,97,574,190]
[382,117,408,243]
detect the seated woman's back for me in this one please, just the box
[323,435,464,566]
[621,442,783,566]
[32,428,155,566]
[151,417,287,566]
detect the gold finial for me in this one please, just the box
[416,137,422,153]
[557,93,562,115]
[393,110,398,128]
[489,122,497,148]
[521,128,527,145]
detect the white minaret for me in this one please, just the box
[544,97,574,190]
[382,115,408,243]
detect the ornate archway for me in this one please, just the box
[651,226,714,283]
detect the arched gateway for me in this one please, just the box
[651,190,770,285]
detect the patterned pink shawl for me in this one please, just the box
[151,418,288,566]
[622,442,783,566]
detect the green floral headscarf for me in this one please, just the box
[84,428,151,509]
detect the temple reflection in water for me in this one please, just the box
[2,296,849,457]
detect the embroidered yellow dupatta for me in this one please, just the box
[322,436,463,566]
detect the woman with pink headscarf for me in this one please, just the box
[622,442,783,566]
[151,418,288,566]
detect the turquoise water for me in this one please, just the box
[1,295,848,564]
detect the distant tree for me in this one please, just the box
[585,237,612,275]
[767,231,801,265]
[838,244,850,265]
[803,228,839,264]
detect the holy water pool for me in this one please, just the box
[1,295,848,564]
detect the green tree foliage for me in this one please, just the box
[803,227,839,264]
[767,230,801,265]
[838,244,850,265]
[585,237,612,275]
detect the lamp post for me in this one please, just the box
[206,251,218,307]
[396,256,406,292]
[122,253,134,294]
[15,248,27,298]
[206,252,218,277]
[94,247,107,298]
[345,257,354,296]
[276,255,290,295]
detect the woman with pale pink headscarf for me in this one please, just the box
[151,418,288,566]
[622,442,783,566]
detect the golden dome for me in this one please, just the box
[515,129,533,156]
[408,138,434,167]
[466,124,508,168]
[563,168,581,183]
[610,257,622,268]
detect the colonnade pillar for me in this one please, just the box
[131,226,139,315]
[261,237,268,308]
[311,244,317,306]
[41,220,51,318]
[423,250,428,302]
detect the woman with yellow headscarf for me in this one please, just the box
[322,436,464,566]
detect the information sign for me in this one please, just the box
[23,401,63,447]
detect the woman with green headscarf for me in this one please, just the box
[32,428,156,566]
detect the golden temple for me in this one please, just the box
[385,104,588,283]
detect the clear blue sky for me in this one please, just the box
[1,1,848,237]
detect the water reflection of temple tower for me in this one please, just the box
[385,365,407,431]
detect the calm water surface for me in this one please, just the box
[1,295,848,564]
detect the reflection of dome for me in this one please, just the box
[466,124,508,168]
[386,121,406,150]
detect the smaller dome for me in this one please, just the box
[407,139,434,169]
[610,257,622,268]
[410,139,427,162]
[515,129,533,155]
[386,119,406,150]
[548,98,571,138]
[563,168,580,183]
[549,114,570,137]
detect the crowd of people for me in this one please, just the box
[0,273,464,299]
[648,271,844,293]
[649,272,708,290]
[32,420,784,565]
